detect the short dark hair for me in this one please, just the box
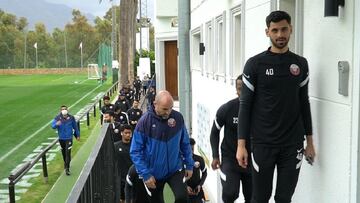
[189,138,196,145]
[60,105,67,109]
[103,96,110,101]
[236,74,242,81]
[121,124,133,132]
[104,110,114,117]
[133,99,139,103]
[266,11,291,28]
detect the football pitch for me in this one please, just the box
[0,73,111,190]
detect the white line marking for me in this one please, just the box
[0,84,102,162]
[51,76,66,82]
[79,78,90,84]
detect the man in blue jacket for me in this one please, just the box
[130,90,194,203]
[51,105,80,175]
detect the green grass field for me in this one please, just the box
[0,74,177,202]
[0,73,112,201]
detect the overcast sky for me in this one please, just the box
[45,0,154,19]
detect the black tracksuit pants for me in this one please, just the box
[59,139,72,169]
[250,143,304,203]
[148,170,188,203]
[220,160,252,203]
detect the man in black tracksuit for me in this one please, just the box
[100,96,115,125]
[133,76,142,100]
[125,164,151,203]
[115,111,129,125]
[126,99,143,129]
[103,110,122,142]
[236,11,316,203]
[186,138,207,203]
[146,86,156,109]
[114,124,133,203]
[115,93,131,113]
[210,75,252,203]
[125,86,135,106]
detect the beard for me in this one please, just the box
[270,37,289,50]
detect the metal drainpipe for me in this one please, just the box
[178,0,191,130]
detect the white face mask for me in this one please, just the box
[61,109,68,116]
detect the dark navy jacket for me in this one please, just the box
[130,107,194,181]
[51,114,80,141]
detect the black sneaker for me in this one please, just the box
[65,168,70,176]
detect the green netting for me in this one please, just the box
[98,43,112,81]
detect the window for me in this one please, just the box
[191,27,202,71]
[215,12,226,81]
[230,4,245,83]
[205,20,214,78]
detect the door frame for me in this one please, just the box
[351,0,360,202]
[155,36,178,93]
[164,40,179,99]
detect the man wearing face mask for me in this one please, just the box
[51,105,80,175]
[130,90,194,203]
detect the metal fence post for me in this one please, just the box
[42,154,48,183]
[87,112,90,126]
[8,180,15,203]
[93,105,96,117]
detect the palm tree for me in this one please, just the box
[119,0,138,88]
[100,0,138,88]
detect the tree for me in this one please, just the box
[17,17,28,31]
[119,0,138,87]
[104,5,121,61]
[94,16,112,44]
[65,9,98,67]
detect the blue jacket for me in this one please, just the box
[51,114,80,140]
[130,107,194,181]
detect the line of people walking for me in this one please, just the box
[50,10,316,203]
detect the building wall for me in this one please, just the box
[189,0,359,202]
[294,0,356,202]
[154,0,178,91]
[155,0,178,17]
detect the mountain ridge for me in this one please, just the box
[0,0,96,32]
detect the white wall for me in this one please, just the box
[189,0,359,202]
[154,0,178,91]
[294,0,355,202]
[155,0,177,17]
[190,0,262,202]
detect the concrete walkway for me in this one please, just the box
[42,122,101,203]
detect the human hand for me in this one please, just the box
[195,185,201,195]
[56,120,61,126]
[305,143,316,165]
[236,146,248,168]
[187,186,195,195]
[184,170,193,181]
[144,176,156,189]
[76,137,80,141]
[211,158,221,170]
